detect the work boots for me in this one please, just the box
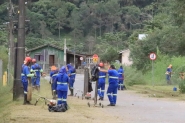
[23,95,27,105]
[36,86,40,92]
[53,90,57,99]
[23,95,32,105]
[32,86,36,91]
[107,104,115,106]
[98,97,103,100]
[68,88,73,96]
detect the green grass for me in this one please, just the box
[0,78,50,121]
[128,85,185,100]
[0,83,13,121]
[112,54,185,99]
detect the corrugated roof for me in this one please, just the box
[26,43,90,57]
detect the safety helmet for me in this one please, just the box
[32,58,36,63]
[99,62,104,67]
[51,65,57,71]
[24,57,31,62]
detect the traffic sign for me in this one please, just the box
[149,52,157,61]
[93,54,98,58]
[92,54,99,63]
[80,57,83,61]
[93,58,98,63]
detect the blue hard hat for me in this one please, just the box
[67,64,72,69]
[59,66,66,74]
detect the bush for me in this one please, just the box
[113,63,146,86]
[0,46,8,72]
[179,80,185,93]
[125,67,146,86]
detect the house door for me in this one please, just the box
[49,55,55,66]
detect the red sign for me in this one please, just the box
[92,54,99,63]
[93,54,98,58]
[149,52,157,61]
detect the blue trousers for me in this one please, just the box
[98,82,105,98]
[166,75,171,81]
[69,78,75,89]
[166,75,171,84]
[107,84,118,105]
[57,90,67,105]
[118,79,124,90]
[31,77,40,87]
[51,81,55,91]
[31,77,36,86]
[22,82,28,95]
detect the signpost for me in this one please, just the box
[149,52,157,86]
[80,57,83,61]
[92,54,99,63]
[92,54,98,105]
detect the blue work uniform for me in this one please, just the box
[98,71,106,99]
[54,66,69,105]
[107,69,119,105]
[67,64,76,90]
[21,64,33,95]
[117,67,124,90]
[31,63,43,87]
[166,67,172,84]
[50,70,58,91]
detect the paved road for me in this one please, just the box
[72,74,185,123]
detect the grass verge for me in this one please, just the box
[127,85,185,101]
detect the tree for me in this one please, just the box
[100,47,119,63]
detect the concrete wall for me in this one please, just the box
[121,50,133,66]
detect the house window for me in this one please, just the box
[85,57,93,64]
[34,54,44,61]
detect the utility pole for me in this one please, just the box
[7,0,15,85]
[73,30,76,69]
[13,0,25,100]
[64,38,66,66]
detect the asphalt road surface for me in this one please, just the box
[73,74,185,123]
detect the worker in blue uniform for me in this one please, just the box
[49,65,58,99]
[21,57,34,105]
[67,64,76,96]
[99,65,119,106]
[117,66,124,90]
[165,64,172,84]
[30,59,43,91]
[98,62,106,100]
[54,66,69,105]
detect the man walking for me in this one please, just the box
[67,64,76,96]
[117,66,124,90]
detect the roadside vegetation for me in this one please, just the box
[114,52,185,100]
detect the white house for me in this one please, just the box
[119,49,133,66]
